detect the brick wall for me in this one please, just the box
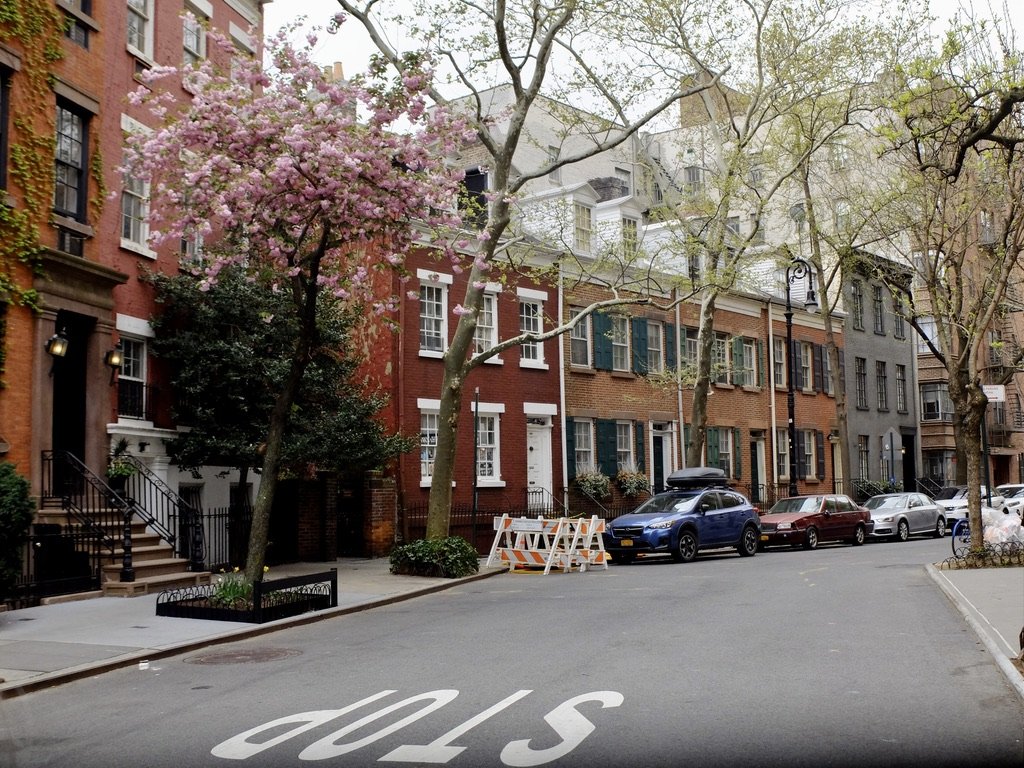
[364,470,397,557]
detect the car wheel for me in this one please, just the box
[894,519,909,542]
[614,553,635,565]
[671,529,698,563]
[934,518,947,538]
[852,523,866,546]
[737,525,758,557]
[802,526,819,550]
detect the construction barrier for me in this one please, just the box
[485,515,608,574]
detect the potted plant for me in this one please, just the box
[106,438,136,495]
[573,466,611,499]
[617,464,651,497]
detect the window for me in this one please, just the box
[420,410,439,481]
[917,316,937,353]
[776,428,789,479]
[54,102,87,220]
[799,342,813,390]
[460,168,487,227]
[614,166,632,196]
[418,271,452,356]
[831,138,850,170]
[61,0,92,48]
[611,316,630,371]
[725,216,740,236]
[647,322,663,374]
[180,233,204,267]
[857,436,870,479]
[547,146,560,183]
[800,430,815,479]
[893,295,906,339]
[574,420,594,474]
[684,328,699,367]
[714,332,730,384]
[573,202,592,253]
[127,0,153,59]
[475,413,500,481]
[616,422,634,471]
[979,209,995,244]
[873,285,885,334]
[876,361,888,410]
[851,281,864,330]
[519,295,544,366]
[835,199,851,232]
[120,152,149,248]
[472,292,497,355]
[921,383,953,421]
[737,338,756,387]
[773,337,786,387]
[183,6,207,67]
[896,365,907,412]
[708,427,733,477]
[622,216,638,257]
[684,165,703,195]
[855,357,868,408]
[822,349,834,395]
[116,338,148,419]
[569,308,591,367]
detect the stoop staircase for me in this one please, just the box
[39,451,211,597]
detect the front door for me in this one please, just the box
[652,424,673,494]
[526,420,552,509]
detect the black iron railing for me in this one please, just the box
[117,379,160,421]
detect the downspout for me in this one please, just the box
[767,298,779,486]
[676,292,685,469]
[558,258,568,509]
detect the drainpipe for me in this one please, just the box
[676,293,685,470]
[558,258,568,509]
[767,299,779,486]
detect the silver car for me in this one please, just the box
[864,493,947,541]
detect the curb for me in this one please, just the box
[0,567,507,701]
[925,563,1024,703]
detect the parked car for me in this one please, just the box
[933,485,1006,530]
[995,484,1024,518]
[758,494,872,550]
[863,492,947,541]
[602,467,761,564]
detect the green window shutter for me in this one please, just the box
[813,344,823,392]
[757,339,765,387]
[732,337,743,384]
[707,427,720,467]
[665,323,677,370]
[795,431,806,479]
[596,419,618,477]
[631,317,648,374]
[565,417,576,481]
[593,311,612,370]
[733,427,742,480]
[634,421,645,472]
[815,430,826,479]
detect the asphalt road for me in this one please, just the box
[2,536,1022,768]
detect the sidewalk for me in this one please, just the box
[0,558,506,700]
[1,558,1021,701]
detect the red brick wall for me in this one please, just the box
[364,470,397,556]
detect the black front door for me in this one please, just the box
[50,311,95,486]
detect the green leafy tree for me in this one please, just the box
[149,266,412,489]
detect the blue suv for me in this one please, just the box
[602,467,761,564]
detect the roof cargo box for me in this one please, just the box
[665,466,729,489]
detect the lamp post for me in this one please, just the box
[784,257,817,497]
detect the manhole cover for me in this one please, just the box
[184,647,302,665]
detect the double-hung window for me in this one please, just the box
[622,217,638,257]
[876,361,888,410]
[855,357,868,408]
[873,285,885,334]
[573,202,592,253]
[418,270,451,357]
[518,288,547,368]
[776,428,789,479]
[851,281,864,330]
[822,350,834,395]
[739,338,756,387]
[473,290,499,357]
[570,309,591,367]
[574,420,594,475]
[475,412,501,482]
[616,422,634,472]
[127,0,153,60]
[54,103,87,221]
[773,337,786,388]
[117,337,148,420]
[419,406,439,483]
[896,364,907,412]
[857,436,870,479]
[183,3,208,67]
[714,332,730,384]
[611,316,630,371]
[120,157,148,249]
[647,322,663,374]
[799,342,813,390]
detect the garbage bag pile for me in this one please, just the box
[981,507,1024,546]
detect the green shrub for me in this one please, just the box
[389,536,480,578]
[0,462,35,601]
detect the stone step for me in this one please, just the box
[101,557,194,582]
[102,570,212,597]
[102,544,175,564]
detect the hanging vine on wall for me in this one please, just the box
[0,0,65,384]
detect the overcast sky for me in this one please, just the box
[262,0,991,82]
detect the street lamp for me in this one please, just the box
[785,257,818,497]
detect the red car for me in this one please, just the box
[758,494,873,550]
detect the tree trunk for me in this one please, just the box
[686,292,718,467]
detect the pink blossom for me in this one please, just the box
[452,304,472,316]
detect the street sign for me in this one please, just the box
[983,384,1006,402]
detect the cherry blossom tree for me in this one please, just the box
[124,23,467,582]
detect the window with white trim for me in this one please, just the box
[573,202,592,253]
[822,349,834,395]
[917,316,937,353]
[647,321,663,374]
[473,292,497,355]
[183,6,207,67]
[475,414,499,480]
[569,308,591,367]
[127,0,153,59]
[418,272,451,356]
[116,337,149,420]
[616,422,634,471]
[776,428,789,480]
[54,102,87,221]
[611,316,629,371]
[799,342,813,390]
[714,332,730,384]
[120,150,149,248]
[773,337,786,387]
[622,216,638,257]
[684,165,703,195]
[800,429,815,479]
[420,410,439,481]
[574,420,594,474]
[519,299,543,364]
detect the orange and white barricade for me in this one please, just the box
[486,515,608,574]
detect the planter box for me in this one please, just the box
[156,568,337,624]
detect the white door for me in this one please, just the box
[526,421,553,507]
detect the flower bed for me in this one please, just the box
[156,569,337,623]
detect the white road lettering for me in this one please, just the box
[499,691,625,767]
[380,690,533,763]
[210,690,396,760]
[298,690,459,761]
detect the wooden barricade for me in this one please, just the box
[485,515,608,574]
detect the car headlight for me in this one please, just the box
[777,522,792,530]
[879,515,895,522]
[648,520,674,529]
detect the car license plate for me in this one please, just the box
[760,534,769,541]
[620,539,633,547]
